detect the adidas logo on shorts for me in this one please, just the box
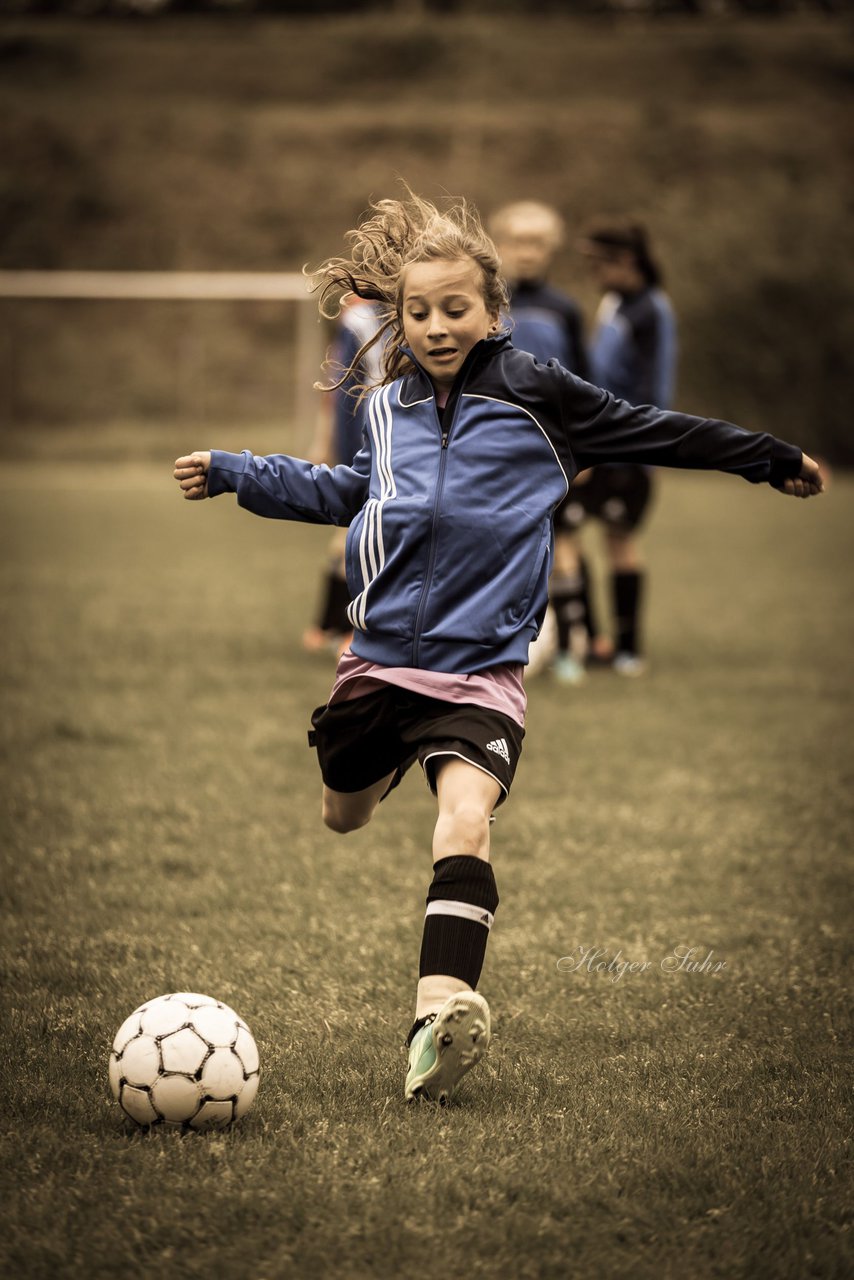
[486,737,510,765]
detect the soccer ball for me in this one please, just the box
[109,992,260,1131]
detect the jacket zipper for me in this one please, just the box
[409,363,473,666]
[411,403,454,666]
[401,336,508,667]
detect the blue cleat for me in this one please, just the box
[404,992,491,1103]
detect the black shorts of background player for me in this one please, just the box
[572,219,678,676]
[557,465,653,557]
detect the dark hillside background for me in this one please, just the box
[1,13,851,458]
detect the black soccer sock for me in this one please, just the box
[550,571,587,655]
[613,569,645,656]
[418,855,499,992]
[579,556,598,641]
[317,568,351,635]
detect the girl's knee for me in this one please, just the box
[437,801,492,859]
[607,531,641,571]
[553,533,581,576]
[321,777,393,834]
[321,796,370,834]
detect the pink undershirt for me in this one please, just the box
[328,648,528,729]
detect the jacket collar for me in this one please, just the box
[398,331,512,400]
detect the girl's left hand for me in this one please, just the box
[780,453,825,499]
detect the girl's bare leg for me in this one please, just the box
[431,756,501,863]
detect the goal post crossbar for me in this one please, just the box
[0,270,313,301]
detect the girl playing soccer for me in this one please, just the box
[174,190,823,1104]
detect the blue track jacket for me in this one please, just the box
[207,335,802,674]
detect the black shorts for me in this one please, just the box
[555,464,654,534]
[308,686,524,806]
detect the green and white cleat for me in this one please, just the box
[552,654,586,685]
[404,992,491,1104]
[613,651,648,677]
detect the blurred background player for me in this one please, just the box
[489,200,594,683]
[488,201,587,374]
[565,218,678,676]
[303,295,387,655]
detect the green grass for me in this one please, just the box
[1,455,852,1278]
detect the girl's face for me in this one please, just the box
[401,257,497,394]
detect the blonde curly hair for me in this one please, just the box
[307,187,508,399]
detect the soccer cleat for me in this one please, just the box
[613,651,648,677]
[552,654,586,685]
[404,992,491,1103]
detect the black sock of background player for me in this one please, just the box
[613,569,644,656]
[579,556,598,642]
[550,572,587,655]
[317,569,351,635]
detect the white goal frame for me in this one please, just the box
[0,270,326,433]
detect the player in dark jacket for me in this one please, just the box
[567,219,679,675]
[174,190,823,1106]
[490,201,594,682]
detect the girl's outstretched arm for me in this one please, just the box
[551,361,827,495]
[174,446,370,525]
[174,453,211,500]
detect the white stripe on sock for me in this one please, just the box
[425,900,494,930]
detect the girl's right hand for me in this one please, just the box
[174,453,212,500]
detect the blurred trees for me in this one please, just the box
[0,0,846,14]
[1,13,850,459]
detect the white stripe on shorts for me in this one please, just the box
[425,900,495,930]
[419,749,506,796]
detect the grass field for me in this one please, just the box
[1,454,852,1278]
